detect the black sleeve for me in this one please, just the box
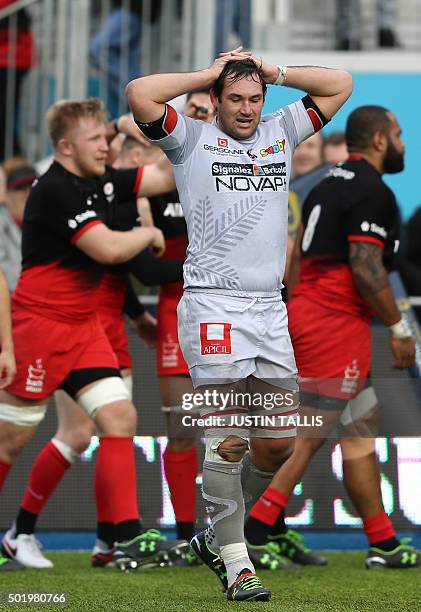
[107,166,143,201]
[112,199,139,231]
[346,186,394,248]
[123,280,146,319]
[127,249,184,286]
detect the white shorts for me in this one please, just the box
[177,291,298,391]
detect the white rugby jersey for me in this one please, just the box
[151,100,315,294]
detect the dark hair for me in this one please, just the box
[345,106,391,151]
[211,59,267,100]
[324,131,346,147]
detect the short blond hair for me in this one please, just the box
[46,98,107,147]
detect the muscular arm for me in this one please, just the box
[349,241,415,369]
[282,66,353,120]
[75,223,160,265]
[139,154,176,197]
[126,47,250,123]
[349,241,401,325]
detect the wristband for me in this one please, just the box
[274,66,287,86]
[389,318,412,339]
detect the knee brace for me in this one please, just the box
[77,377,131,418]
[202,459,245,548]
[202,436,247,548]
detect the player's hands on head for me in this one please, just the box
[0,348,16,389]
[151,227,166,257]
[117,114,151,147]
[391,336,416,369]
[249,54,281,84]
[209,46,252,80]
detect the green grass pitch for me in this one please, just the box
[1,552,420,612]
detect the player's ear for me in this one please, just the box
[56,137,73,157]
[372,131,387,153]
[132,149,142,167]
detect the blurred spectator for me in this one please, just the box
[336,0,398,50]
[292,131,324,178]
[0,1,35,161]
[399,208,421,322]
[90,0,162,116]
[323,131,348,164]
[0,158,36,291]
[215,0,251,54]
[113,136,162,170]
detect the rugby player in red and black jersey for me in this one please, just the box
[245,106,420,569]
[0,98,190,571]
[1,137,186,570]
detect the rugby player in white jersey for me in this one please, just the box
[127,50,353,601]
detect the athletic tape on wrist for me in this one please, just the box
[274,65,287,86]
[389,318,412,339]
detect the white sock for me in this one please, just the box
[220,543,255,587]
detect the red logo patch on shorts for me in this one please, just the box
[217,137,228,147]
[200,322,232,355]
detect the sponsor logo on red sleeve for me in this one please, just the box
[200,322,232,355]
[217,137,229,148]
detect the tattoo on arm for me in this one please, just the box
[349,242,389,296]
